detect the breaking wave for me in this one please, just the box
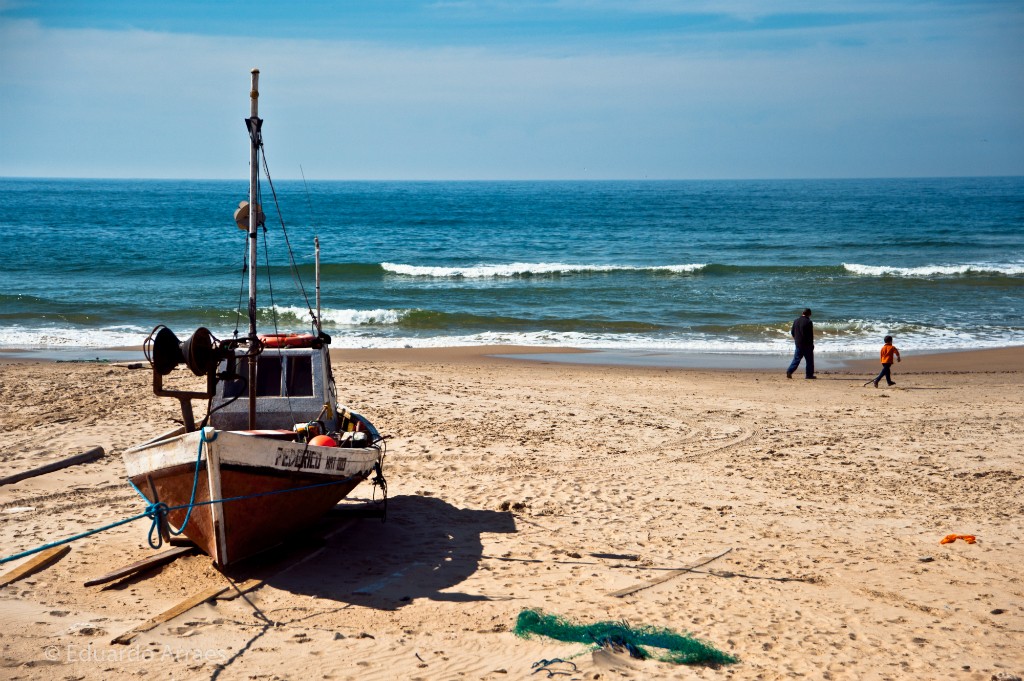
[380,262,707,278]
[270,306,405,326]
[843,262,1024,277]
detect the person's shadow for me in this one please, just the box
[240,495,517,609]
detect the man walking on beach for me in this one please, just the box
[786,308,816,379]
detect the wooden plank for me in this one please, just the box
[112,576,267,644]
[215,577,264,601]
[0,447,105,487]
[84,546,195,587]
[112,583,232,645]
[111,516,358,644]
[608,548,733,598]
[0,546,71,586]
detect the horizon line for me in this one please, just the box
[2,174,1023,183]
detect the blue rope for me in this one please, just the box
[1,443,375,565]
[126,428,215,548]
[127,471,365,551]
[172,427,214,535]
[0,508,164,565]
[126,478,172,549]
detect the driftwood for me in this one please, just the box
[608,547,733,598]
[111,541,330,641]
[215,577,264,601]
[0,447,105,487]
[112,583,234,645]
[110,517,357,644]
[0,546,71,586]
[84,546,196,587]
[111,577,266,643]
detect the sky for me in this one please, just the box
[1,1,1022,180]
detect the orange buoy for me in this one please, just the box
[308,434,337,447]
[258,333,317,349]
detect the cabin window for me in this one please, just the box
[255,357,283,396]
[223,356,245,398]
[221,354,315,399]
[286,356,314,396]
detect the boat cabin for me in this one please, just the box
[209,346,340,432]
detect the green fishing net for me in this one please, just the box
[514,608,738,666]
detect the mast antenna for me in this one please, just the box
[300,165,323,334]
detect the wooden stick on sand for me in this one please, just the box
[112,578,262,645]
[84,546,196,587]
[0,546,72,587]
[608,547,733,598]
[111,518,357,644]
[0,447,105,487]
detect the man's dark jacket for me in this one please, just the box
[791,315,814,348]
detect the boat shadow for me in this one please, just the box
[238,494,516,610]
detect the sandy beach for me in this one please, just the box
[1,346,1022,680]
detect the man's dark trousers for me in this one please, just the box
[787,346,814,378]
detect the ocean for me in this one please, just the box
[1,177,1022,361]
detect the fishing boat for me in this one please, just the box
[122,69,386,567]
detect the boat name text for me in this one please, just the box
[273,447,348,473]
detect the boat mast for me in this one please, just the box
[246,68,261,429]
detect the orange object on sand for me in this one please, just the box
[939,534,976,545]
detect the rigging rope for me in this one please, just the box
[233,126,317,338]
[259,148,317,330]
[233,234,249,339]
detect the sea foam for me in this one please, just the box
[272,305,405,326]
[843,262,1024,277]
[0,325,150,349]
[381,262,707,278]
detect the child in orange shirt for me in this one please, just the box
[871,335,901,387]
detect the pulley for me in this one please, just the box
[233,201,264,230]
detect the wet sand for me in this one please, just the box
[1,346,1022,680]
